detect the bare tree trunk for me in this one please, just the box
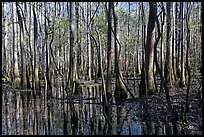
[160,2,165,93]
[172,3,177,84]
[112,2,128,100]
[106,2,114,101]
[67,2,77,94]
[16,2,27,89]
[164,2,173,90]
[33,3,39,89]
[11,3,20,87]
[185,2,191,114]
[179,2,186,87]
[87,2,92,80]
[174,2,179,81]
[139,2,146,98]
[2,2,6,77]
[145,2,157,95]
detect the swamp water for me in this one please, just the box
[2,84,173,135]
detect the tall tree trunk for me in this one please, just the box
[177,2,182,81]
[33,3,39,92]
[11,3,20,87]
[174,2,179,81]
[76,2,82,75]
[16,2,27,89]
[3,3,10,79]
[74,2,80,94]
[106,2,113,101]
[159,2,165,93]
[171,3,177,84]
[164,2,173,90]
[145,2,157,95]
[112,2,128,100]
[179,2,186,87]
[87,2,92,80]
[185,2,191,114]
[139,2,147,98]
[67,2,77,93]
[2,2,6,77]
[136,4,141,75]
[44,2,52,98]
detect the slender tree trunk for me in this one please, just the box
[136,4,141,75]
[106,2,113,101]
[160,2,165,93]
[2,2,6,77]
[174,2,179,81]
[185,2,191,114]
[33,3,39,93]
[113,2,128,100]
[87,2,92,80]
[171,3,177,83]
[180,2,186,87]
[16,3,27,89]
[74,2,80,94]
[11,3,20,87]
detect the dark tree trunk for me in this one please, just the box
[145,2,157,95]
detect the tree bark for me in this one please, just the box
[11,3,20,87]
[164,2,173,90]
[16,2,27,89]
[179,2,186,87]
[112,2,128,100]
[145,2,157,95]
[106,2,114,101]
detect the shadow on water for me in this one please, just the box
[2,84,179,135]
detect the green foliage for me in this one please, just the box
[118,8,127,19]
[94,14,107,35]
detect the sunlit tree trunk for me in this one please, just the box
[179,2,186,87]
[136,5,141,75]
[87,2,92,80]
[172,2,178,81]
[2,2,6,77]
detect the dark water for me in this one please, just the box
[2,84,169,135]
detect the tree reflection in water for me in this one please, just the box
[2,85,177,135]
